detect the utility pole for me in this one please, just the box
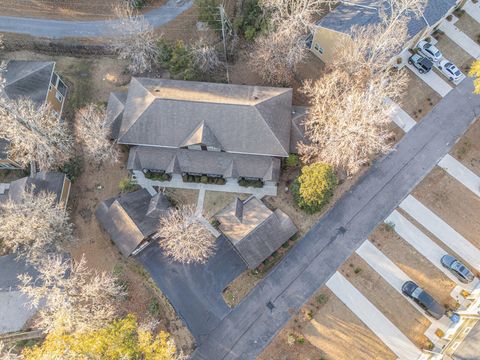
[219,4,230,83]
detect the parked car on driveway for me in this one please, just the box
[441,255,475,284]
[402,281,445,319]
[438,59,463,81]
[408,54,433,74]
[417,40,443,62]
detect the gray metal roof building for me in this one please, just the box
[317,0,458,39]
[215,196,297,268]
[96,189,172,257]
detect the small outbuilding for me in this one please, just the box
[215,196,297,269]
[96,189,172,257]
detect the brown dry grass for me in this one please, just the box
[451,118,480,176]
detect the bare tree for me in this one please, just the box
[299,67,407,174]
[0,63,73,170]
[0,190,73,265]
[75,104,118,165]
[19,255,124,334]
[157,205,216,264]
[190,39,221,74]
[0,342,20,360]
[110,4,159,74]
[249,19,307,84]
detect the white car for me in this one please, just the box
[438,59,463,81]
[417,40,443,62]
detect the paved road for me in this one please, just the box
[137,236,245,342]
[192,79,480,359]
[0,0,193,38]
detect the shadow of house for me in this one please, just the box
[95,189,172,257]
[215,196,298,269]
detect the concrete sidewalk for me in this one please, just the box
[326,272,424,360]
[438,154,480,197]
[385,97,417,132]
[464,0,480,23]
[439,18,480,59]
[399,195,480,272]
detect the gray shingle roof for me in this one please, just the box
[4,171,66,204]
[317,0,458,39]
[96,189,171,257]
[127,146,281,182]
[290,106,308,153]
[3,60,54,106]
[115,78,293,157]
[106,92,127,139]
[215,196,297,268]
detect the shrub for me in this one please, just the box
[234,0,269,41]
[119,177,138,193]
[291,163,337,213]
[285,154,299,168]
[144,171,171,181]
[157,39,197,80]
[238,178,264,188]
[201,175,208,184]
[59,156,83,182]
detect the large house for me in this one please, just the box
[0,60,68,169]
[215,196,297,268]
[308,0,461,64]
[107,78,305,187]
[0,171,71,207]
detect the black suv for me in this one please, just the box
[402,281,445,319]
[408,54,433,74]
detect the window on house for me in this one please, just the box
[55,91,63,102]
[314,43,324,54]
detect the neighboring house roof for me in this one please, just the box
[113,78,293,157]
[127,146,281,182]
[96,189,171,257]
[3,171,68,204]
[106,92,127,139]
[3,60,54,106]
[0,254,39,334]
[290,106,308,153]
[317,0,458,39]
[215,196,297,268]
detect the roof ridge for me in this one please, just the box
[5,61,53,88]
[253,106,289,157]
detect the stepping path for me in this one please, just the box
[438,154,480,198]
[439,19,480,59]
[356,241,449,342]
[464,0,480,23]
[401,51,453,97]
[385,211,479,294]
[399,195,480,271]
[326,272,425,360]
[385,97,417,132]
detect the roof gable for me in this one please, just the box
[116,78,292,157]
[4,61,54,106]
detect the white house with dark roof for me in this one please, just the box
[308,0,461,63]
[107,78,306,187]
[0,60,68,169]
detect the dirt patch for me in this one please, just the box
[259,287,393,360]
[455,14,480,45]
[397,72,442,121]
[412,166,480,250]
[162,188,198,207]
[340,253,432,349]
[435,35,475,74]
[370,225,457,309]
[451,118,480,176]
[0,0,166,20]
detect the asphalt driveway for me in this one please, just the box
[136,235,246,343]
